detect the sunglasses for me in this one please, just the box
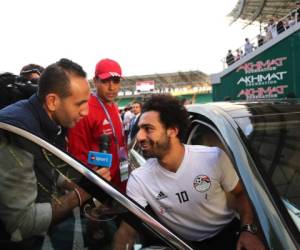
[100,76,121,84]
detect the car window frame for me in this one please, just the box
[236,114,300,239]
[187,108,299,249]
[0,121,193,250]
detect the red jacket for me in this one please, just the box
[68,94,127,193]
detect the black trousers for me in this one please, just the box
[190,218,240,250]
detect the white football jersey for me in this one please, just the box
[127,145,239,241]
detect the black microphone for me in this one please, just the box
[85,135,113,207]
[87,134,112,167]
[99,134,110,153]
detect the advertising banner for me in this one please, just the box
[136,80,155,92]
[213,30,300,101]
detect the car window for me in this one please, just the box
[186,121,240,208]
[128,139,146,172]
[0,124,192,250]
[186,121,271,244]
[187,121,225,151]
[236,113,300,233]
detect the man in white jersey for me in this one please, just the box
[114,95,265,250]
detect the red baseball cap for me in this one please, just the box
[94,58,122,80]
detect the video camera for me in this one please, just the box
[0,70,39,109]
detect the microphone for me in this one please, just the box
[99,134,110,153]
[87,134,112,167]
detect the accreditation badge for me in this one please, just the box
[118,146,129,182]
[120,160,129,182]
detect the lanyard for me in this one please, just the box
[93,93,119,147]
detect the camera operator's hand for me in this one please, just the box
[92,167,111,181]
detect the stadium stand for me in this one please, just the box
[212,1,300,101]
[228,0,299,25]
[115,70,211,107]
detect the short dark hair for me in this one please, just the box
[132,100,142,107]
[37,58,86,101]
[20,64,44,76]
[142,94,190,142]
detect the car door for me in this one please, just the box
[186,110,300,250]
[0,122,192,250]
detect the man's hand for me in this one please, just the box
[231,181,265,250]
[113,221,137,250]
[93,167,111,181]
[237,231,265,250]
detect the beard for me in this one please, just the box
[141,134,171,159]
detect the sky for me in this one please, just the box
[0,0,260,78]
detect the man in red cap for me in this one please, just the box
[68,58,128,193]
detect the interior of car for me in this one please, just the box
[186,120,268,248]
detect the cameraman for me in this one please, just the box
[18,64,44,99]
[0,64,44,109]
[20,64,44,83]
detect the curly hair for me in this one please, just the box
[142,94,190,142]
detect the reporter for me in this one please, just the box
[0,58,93,248]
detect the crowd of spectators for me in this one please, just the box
[225,2,300,67]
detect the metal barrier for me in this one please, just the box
[222,8,300,69]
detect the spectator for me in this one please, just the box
[276,17,285,34]
[123,104,134,137]
[0,58,106,248]
[296,1,300,22]
[288,14,296,28]
[264,26,272,42]
[283,18,290,30]
[68,58,128,193]
[114,94,265,250]
[235,49,243,61]
[244,38,254,55]
[128,101,142,143]
[226,50,235,66]
[257,34,265,47]
[268,19,277,39]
